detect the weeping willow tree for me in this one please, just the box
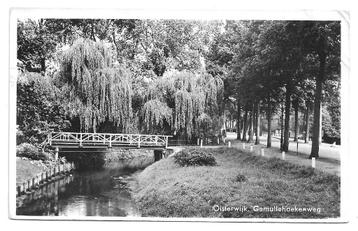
[142,99,172,133]
[58,38,132,132]
[142,70,223,140]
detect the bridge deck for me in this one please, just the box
[44,132,171,150]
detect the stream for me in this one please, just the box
[16,157,153,217]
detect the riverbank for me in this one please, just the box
[132,147,340,218]
[16,158,47,185]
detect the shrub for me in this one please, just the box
[16,143,50,160]
[235,174,247,182]
[174,148,217,167]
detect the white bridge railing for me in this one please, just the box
[44,132,171,149]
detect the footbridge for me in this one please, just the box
[43,132,172,150]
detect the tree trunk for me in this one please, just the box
[282,84,292,152]
[267,99,272,148]
[40,57,46,74]
[237,101,241,140]
[304,105,310,143]
[280,104,284,150]
[248,104,254,142]
[255,102,261,145]
[93,118,97,133]
[293,100,299,142]
[242,106,248,141]
[310,52,326,158]
[319,103,322,144]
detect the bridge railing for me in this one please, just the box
[45,132,172,149]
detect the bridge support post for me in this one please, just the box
[55,147,59,160]
[154,150,164,162]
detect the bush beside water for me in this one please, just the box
[16,143,52,161]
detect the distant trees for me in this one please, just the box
[209,20,340,158]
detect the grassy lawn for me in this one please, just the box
[132,147,340,218]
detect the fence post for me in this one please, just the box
[55,147,59,160]
[108,134,112,148]
[228,141,231,148]
[22,182,26,193]
[138,135,141,148]
[312,157,316,168]
[250,145,253,152]
[282,151,285,160]
[49,133,52,146]
[261,148,264,156]
[79,133,83,147]
[243,143,246,149]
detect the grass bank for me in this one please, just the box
[16,158,47,185]
[132,148,340,218]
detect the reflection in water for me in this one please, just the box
[16,157,153,217]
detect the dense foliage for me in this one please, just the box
[142,70,223,139]
[16,143,52,161]
[57,38,133,132]
[17,72,69,144]
[16,19,341,157]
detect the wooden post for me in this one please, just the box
[45,171,49,181]
[41,172,45,184]
[49,133,52,146]
[27,179,32,191]
[55,147,59,160]
[35,175,39,188]
[22,182,26,193]
[165,136,168,148]
[261,148,264,156]
[243,143,245,149]
[138,135,141,148]
[197,138,200,146]
[250,146,253,152]
[200,139,203,148]
[79,133,83,147]
[282,151,285,160]
[312,157,316,168]
[109,134,112,148]
[228,141,231,148]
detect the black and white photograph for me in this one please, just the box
[7,7,351,223]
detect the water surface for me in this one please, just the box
[16,157,153,217]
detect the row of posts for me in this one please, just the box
[196,138,316,169]
[16,162,75,196]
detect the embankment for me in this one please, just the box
[132,147,340,218]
